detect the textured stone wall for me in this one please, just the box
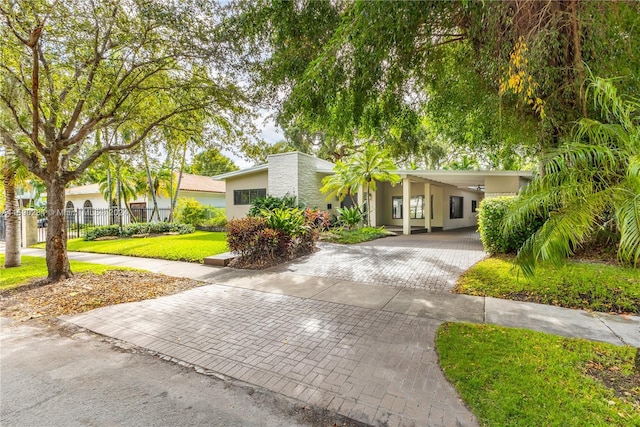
[267,153,299,198]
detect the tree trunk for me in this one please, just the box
[4,149,21,268]
[45,177,72,281]
[142,144,160,221]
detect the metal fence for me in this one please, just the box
[0,208,174,243]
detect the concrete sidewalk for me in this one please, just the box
[11,247,640,426]
[19,246,640,348]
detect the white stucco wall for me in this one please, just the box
[224,170,269,219]
[442,187,482,230]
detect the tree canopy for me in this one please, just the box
[0,0,251,280]
[227,0,640,166]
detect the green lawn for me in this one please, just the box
[455,256,640,314]
[321,226,392,244]
[35,231,229,263]
[0,255,134,290]
[437,323,640,427]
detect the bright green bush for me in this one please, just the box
[175,198,207,226]
[203,206,227,227]
[261,207,306,236]
[247,194,301,217]
[478,197,543,254]
[336,206,363,229]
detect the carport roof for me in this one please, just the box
[393,169,533,189]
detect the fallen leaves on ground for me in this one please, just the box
[0,270,203,321]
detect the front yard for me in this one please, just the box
[437,323,639,426]
[455,256,640,314]
[34,231,228,263]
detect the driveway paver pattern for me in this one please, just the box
[268,229,486,291]
[66,284,477,427]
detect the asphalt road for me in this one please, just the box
[0,320,313,427]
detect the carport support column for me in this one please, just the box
[424,183,431,232]
[402,177,410,235]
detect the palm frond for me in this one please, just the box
[615,184,640,266]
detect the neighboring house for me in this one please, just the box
[55,172,225,224]
[215,151,532,234]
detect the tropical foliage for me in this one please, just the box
[478,197,543,254]
[226,1,640,166]
[321,144,400,226]
[505,77,640,274]
[336,206,363,230]
[247,194,301,217]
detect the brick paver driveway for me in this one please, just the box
[269,228,486,291]
[67,285,477,427]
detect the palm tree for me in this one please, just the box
[505,76,640,275]
[321,143,400,226]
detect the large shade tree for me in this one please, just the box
[227,0,640,164]
[0,0,249,280]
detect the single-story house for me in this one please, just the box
[214,151,532,234]
[56,172,225,224]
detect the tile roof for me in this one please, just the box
[176,173,225,193]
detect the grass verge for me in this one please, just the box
[0,255,133,290]
[34,231,228,263]
[321,226,392,244]
[436,323,639,427]
[454,255,640,314]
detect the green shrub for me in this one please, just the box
[84,225,121,241]
[247,194,301,217]
[478,197,543,254]
[336,206,363,229]
[261,207,306,236]
[84,222,194,241]
[203,206,227,227]
[175,198,206,226]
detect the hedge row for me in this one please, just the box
[84,222,195,241]
[477,197,544,254]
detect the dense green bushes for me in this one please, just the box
[478,197,543,254]
[175,198,226,227]
[246,194,301,217]
[84,222,194,241]
[227,206,328,267]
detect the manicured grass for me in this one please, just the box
[0,255,133,290]
[41,231,229,263]
[436,322,640,427]
[455,256,640,314]
[321,226,392,244]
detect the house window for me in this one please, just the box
[392,196,403,219]
[234,188,266,205]
[410,195,425,219]
[83,200,94,225]
[450,196,463,219]
[66,201,75,224]
[471,200,478,213]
